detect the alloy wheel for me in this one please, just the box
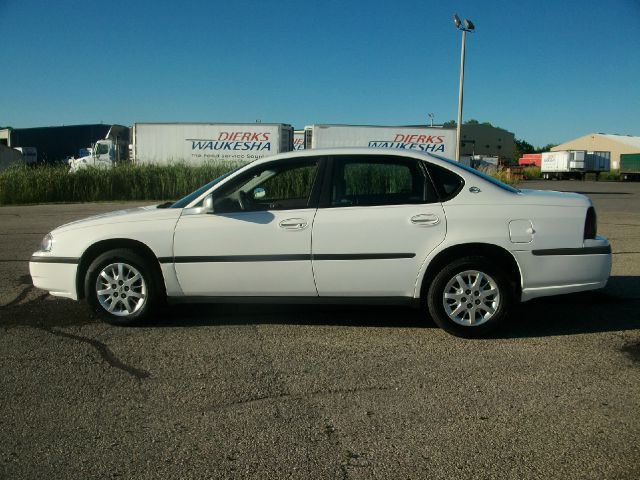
[442,270,500,326]
[95,262,147,317]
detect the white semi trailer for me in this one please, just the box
[70,123,293,172]
[132,123,293,164]
[541,150,611,180]
[304,124,456,159]
[293,130,305,150]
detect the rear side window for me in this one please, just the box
[331,156,437,207]
[427,163,464,201]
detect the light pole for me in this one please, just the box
[453,14,474,161]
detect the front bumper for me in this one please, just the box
[29,255,80,300]
[515,237,612,302]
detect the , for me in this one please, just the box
[29,148,612,337]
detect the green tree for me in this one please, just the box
[536,143,558,153]
[465,119,479,125]
[442,120,456,127]
[514,138,535,160]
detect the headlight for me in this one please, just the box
[39,233,53,252]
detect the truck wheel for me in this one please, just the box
[426,257,513,338]
[85,248,161,326]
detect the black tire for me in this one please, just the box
[85,248,162,326]
[426,256,513,338]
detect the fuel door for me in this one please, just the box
[509,219,534,244]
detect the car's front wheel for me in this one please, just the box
[427,257,513,338]
[85,248,161,326]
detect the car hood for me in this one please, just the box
[516,189,592,207]
[54,205,182,233]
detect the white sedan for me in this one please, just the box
[30,148,612,337]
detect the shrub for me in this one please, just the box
[522,167,541,179]
[590,171,620,181]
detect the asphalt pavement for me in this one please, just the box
[1,180,639,479]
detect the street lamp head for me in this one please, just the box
[453,14,475,32]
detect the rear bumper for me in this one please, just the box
[515,238,612,302]
[29,255,79,300]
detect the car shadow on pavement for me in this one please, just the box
[153,276,640,338]
[2,276,638,338]
[155,303,428,330]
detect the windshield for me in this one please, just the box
[435,156,520,194]
[170,166,243,208]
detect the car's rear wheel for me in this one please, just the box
[85,248,160,326]
[427,256,512,338]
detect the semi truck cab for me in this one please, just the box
[69,139,118,171]
[68,125,130,172]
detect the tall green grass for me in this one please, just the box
[484,166,541,185]
[522,166,542,179]
[0,163,243,205]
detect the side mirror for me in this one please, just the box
[253,187,266,200]
[203,194,214,212]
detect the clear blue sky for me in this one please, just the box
[1,0,638,147]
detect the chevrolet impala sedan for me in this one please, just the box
[30,148,612,337]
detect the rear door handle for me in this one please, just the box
[411,214,440,226]
[279,218,308,230]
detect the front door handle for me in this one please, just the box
[279,218,308,230]
[410,214,440,226]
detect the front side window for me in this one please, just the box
[330,156,435,207]
[213,159,319,213]
[94,143,109,155]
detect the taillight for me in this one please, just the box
[584,207,597,239]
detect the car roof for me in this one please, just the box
[246,148,487,182]
[250,147,451,167]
